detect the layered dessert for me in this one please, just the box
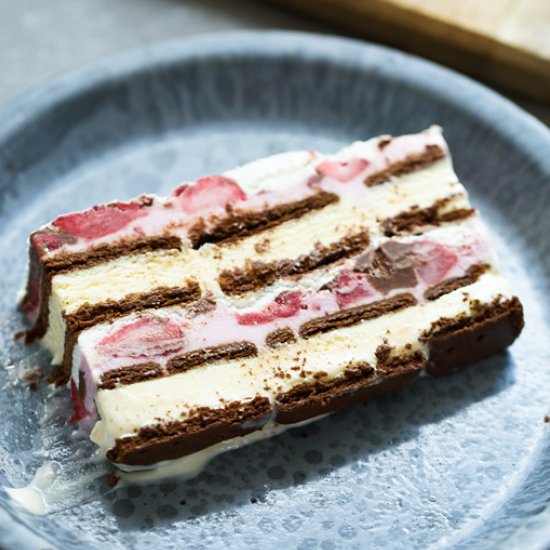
[20,127,524,478]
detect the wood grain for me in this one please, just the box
[270,0,550,103]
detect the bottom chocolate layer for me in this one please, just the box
[107,396,272,466]
[275,354,424,424]
[106,297,523,467]
[425,296,524,376]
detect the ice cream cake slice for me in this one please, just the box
[20,127,523,478]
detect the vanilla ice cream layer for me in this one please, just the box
[90,272,512,452]
[41,295,66,364]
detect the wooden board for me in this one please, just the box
[270,0,550,103]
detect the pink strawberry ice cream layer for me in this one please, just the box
[73,216,492,417]
[33,127,446,259]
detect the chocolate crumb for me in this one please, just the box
[378,137,392,150]
[254,239,271,254]
[23,368,43,391]
[106,473,119,487]
[375,344,392,365]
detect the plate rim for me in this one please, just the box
[0,30,548,160]
[0,30,548,549]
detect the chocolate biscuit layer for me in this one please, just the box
[41,235,182,273]
[189,191,338,248]
[265,327,297,348]
[276,362,374,423]
[166,341,258,375]
[99,362,162,390]
[375,348,426,377]
[424,264,490,301]
[64,282,201,334]
[218,231,370,295]
[364,145,446,187]
[299,293,417,339]
[97,341,258,389]
[424,296,524,376]
[107,396,272,466]
[381,199,474,237]
[275,353,425,424]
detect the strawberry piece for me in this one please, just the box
[236,291,305,326]
[413,241,459,285]
[235,311,273,326]
[68,379,90,424]
[333,271,376,308]
[173,176,246,215]
[268,291,305,318]
[316,158,369,182]
[52,201,146,240]
[33,231,66,252]
[98,317,185,359]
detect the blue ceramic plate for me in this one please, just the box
[0,31,549,549]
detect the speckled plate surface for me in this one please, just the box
[0,31,549,550]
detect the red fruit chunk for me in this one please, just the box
[333,271,376,308]
[413,241,458,285]
[268,291,304,318]
[98,317,185,359]
[236,291,305,325]
[33,231,65,252]
[52,201,146,240]
[235,311,273,326]
[316,158,369,182]
[173,176,246,215]
[68,379,90,424]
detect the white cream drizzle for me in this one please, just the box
[4,462,59,515]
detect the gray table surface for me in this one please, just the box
[0,0,548,125]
